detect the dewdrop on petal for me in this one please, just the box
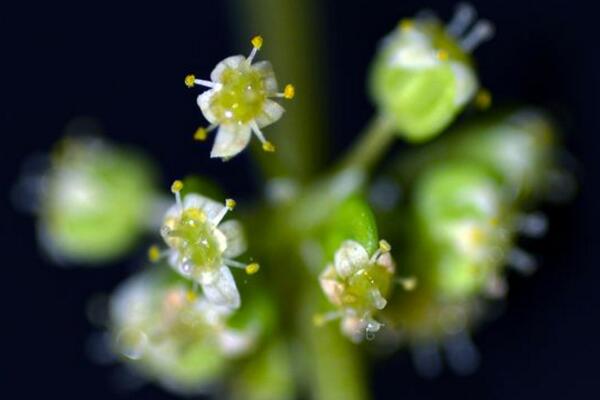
[159,180,255,310]
[318,240,395,342]
[186,36,295,160]
[369,3,494,142]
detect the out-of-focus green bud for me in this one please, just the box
[414,162,513,299]
[369,5,493,142]
[230,339,295,400]
[110,269,263,395]
[39,136,158,264]
[448,109,556,203]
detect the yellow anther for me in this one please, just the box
[194,127,208,141]
[398,277,417,291]
[437,49,449,61]
[378,239,392,253]
[184,74,196,88]
[186,208,206,223]
[468,227,485,245]
[225,198,237,210]
[186,290,198,302]
[245,262,260,275]
[283,84,295,99]
[475,88,492,110]
[251,35,263,50]
[262,141,276,152]
[171,180,184,194]
[399,19,413,31]
[148,245,161,262]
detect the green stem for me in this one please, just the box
[339,114,396,172]
[230,0,328,181]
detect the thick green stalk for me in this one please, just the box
[339,114,396,172]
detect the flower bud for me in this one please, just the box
[369,5,493,142]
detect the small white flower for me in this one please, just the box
[317,240,396,342]
[156,180,259,311]
[185,36,295,160]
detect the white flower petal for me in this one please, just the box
[197,89,219,124]
[200,266,241,309]
[255,99,285,128]
[450,61,477,106]
[334,240,369,278]
[210,55,246,82]
[210,123,252,159]
[218,329,255,356]
[252,61,278,94]
[183,193,225,222]
[218,220,247,258]
[214,227,228,254]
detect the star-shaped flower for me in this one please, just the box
[154,180,259,310]
[185,36,295,160]
[318,240,396,342]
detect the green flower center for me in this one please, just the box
[211,65,267,124]
[169,208,223,275]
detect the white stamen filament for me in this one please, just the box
[223,259,246,269]
[446,2,476,38]
[460,20,495,52]
[250,121,268,144]
[212,202,230,225]
[194,79,216,88]
[247,47,259,64]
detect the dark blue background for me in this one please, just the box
[2,1,598,398]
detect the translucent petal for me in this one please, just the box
[450,62,477,106]
[253,60,278,95]
[211,55,246,82]
[218,220,247,258]
[200,266,241,309]
[334,240,369,278]
[183,193,225,223]
[210,123,252,159]
[197,89,219,124]
[255,99,285,128]
[218,329,254,356]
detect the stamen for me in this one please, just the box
[369,288,387,309]
[247,35,263,64]
[446,3,476,38]
[223,259,259,275]
[313,310,343,326]
[147,245,162,262]
[370,239,392,263]
[460,19,495,52]
[474,88,492,110]
[194,124,217,141]
[399,18,414,32]
[171,180,184,211]
[193,79,216,88]
[184,74,196,88]
[250,121,276,152]
[276,84,295,99]
[437,49,449,61]
[212,199,235,225]
[245,262,260,275]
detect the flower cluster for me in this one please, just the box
[186,36,295,160]
[318,240,396,342]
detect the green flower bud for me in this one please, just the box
[414,162,513,299]
[38,136,158,264]
[369,5,493,142]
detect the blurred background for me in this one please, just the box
[1,0,599,398]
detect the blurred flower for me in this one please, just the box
[186,36,295,160]
[370,3,493,142]
[110,269,258,394]
[29,135,158,264]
